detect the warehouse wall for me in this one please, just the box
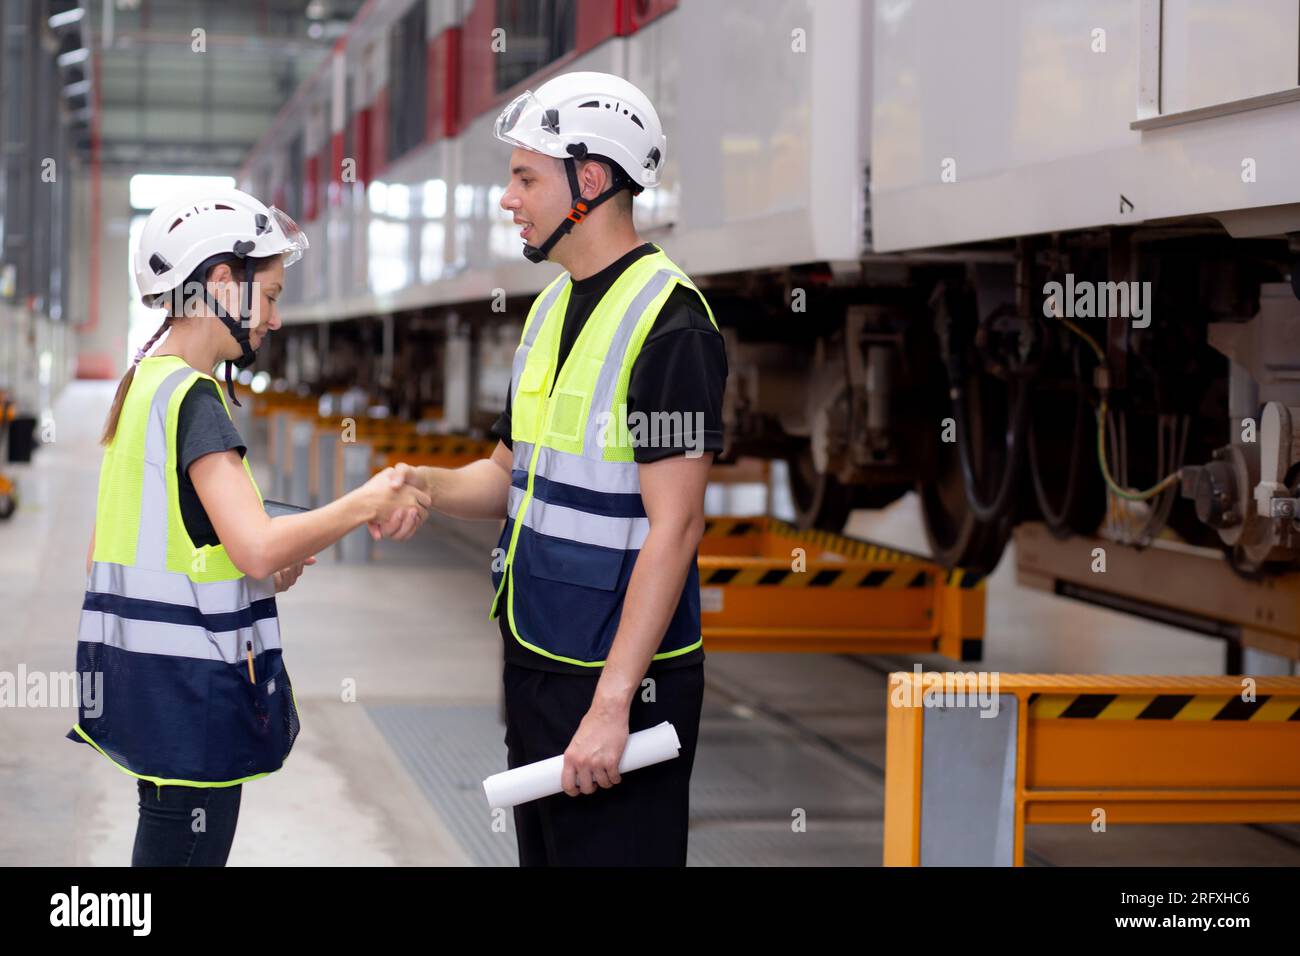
[67,170,133,384]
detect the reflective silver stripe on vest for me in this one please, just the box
[506,267,684,546]
[88,560,276,611]
[508,484,649,550]
[511,440,640,495]
[581,268,682,457]
[78,610,282,664]
[136,367,195,571]
[511,439,535,475]
[510,276,571,407]
[83,364,280,664]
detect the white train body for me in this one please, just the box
[240,0,1300,580]
[870,0,1300,251]
[246,0,1300,316]
[241,0,872,321]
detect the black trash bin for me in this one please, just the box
[7,416,37,463]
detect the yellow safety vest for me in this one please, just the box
[489,245,718,666]
[69,354,299,787]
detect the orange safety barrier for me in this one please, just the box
[884,672,1300,866]
[697,516,984,659]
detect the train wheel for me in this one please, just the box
[917,369,1013,574]
[910,279,1017,573]
[786,443,853,532]
[918,478,1011,574]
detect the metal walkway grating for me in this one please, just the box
[366,704,520,867]
[366,693,882,866]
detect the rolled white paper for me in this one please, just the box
[483,720,682,808]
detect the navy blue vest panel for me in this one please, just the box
[69,641,299,783]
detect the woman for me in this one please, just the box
[70,188,430,866]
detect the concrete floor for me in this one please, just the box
[1,381,1295,866]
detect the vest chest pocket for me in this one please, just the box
[525,532,625,591]
[545,387,590,444]
[545,356,604,448]
[518,356,549,391]
[513,358,550,440]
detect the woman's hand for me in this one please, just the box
[272,555,316,593]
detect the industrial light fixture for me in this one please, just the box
[48,7,86,29]
[57,48,90,67]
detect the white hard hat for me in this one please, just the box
[134,188,308,308]
[494,71,666,189]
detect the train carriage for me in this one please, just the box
[240,0,1300,579]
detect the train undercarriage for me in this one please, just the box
[709,223,1300,576]
[258,222,1300,579]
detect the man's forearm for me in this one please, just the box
[417,460,510,520]
[594,519,703,713]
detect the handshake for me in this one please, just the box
[360,462,431,542]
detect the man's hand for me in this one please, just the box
[561,705,630,796]
[367,462,429,541]
[272,555,316,593]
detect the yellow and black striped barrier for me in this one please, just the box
[696,515,984,659]
[702,516,985,589]
[700,564,930,590]
[1029,692,1300,721]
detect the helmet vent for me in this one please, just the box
[214,203,234,211]
[148,252,172,275]
[630,114,644,129]
[167,218,184,233]
[578,100,600,108]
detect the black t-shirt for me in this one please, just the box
[175,379,247,548]
[491,242,728,675]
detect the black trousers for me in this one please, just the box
[502,661,704,866]
[132,781,242,867]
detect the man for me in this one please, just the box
[378,71,726,866]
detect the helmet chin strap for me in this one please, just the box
[522,150,635,264]
[199,256,258,407]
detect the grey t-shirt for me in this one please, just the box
[176,379,247,548]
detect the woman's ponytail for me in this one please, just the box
[99,315,174,446]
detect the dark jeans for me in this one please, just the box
[503,661,705,866]
[131,780,243,867]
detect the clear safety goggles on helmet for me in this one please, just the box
[268,206,309,267]
[493,90,559,149]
